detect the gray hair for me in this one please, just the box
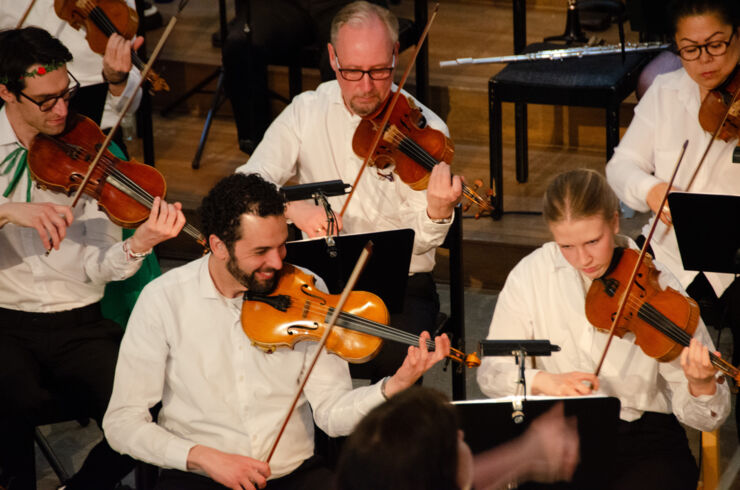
[330,1,399,46]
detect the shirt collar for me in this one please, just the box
[0,106,21,148]
[675,68,702,115]
[199,254,227,300]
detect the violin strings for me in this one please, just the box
[385,127,490,209]
[614,291,737,376]
[284,300,437,350]
[58,140,202,240]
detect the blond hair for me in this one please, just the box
[330,1,399,46]
[543,169,619,223]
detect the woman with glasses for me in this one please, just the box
[606,0,740,439]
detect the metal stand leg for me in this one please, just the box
[192,68,226,169]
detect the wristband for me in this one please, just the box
[123,238,152,260]
[380,376,390,400]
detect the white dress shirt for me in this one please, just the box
[606,68,740,297]
[238,80,453,274]
[476,238,730,432]
[103,255,387,479]
[0,0,143,130]
[0,107,142,312]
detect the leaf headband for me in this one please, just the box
[0,60,65,85]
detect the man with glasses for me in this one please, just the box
[239,1,462,382]
[0,27,185,490]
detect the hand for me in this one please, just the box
[646,182,676,225]
[0,202,73,250]
[520,403,580,483]
[128,197,186,253]
[285,200,342,238]
[681,338,718,396]
[426,162,462,220]
[531,371,599,396]
[383,332,450,397]
[102,34,144,96]
[186,445,270,490]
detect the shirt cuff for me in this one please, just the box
[165,437,198,471]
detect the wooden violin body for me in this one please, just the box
[28,114,206,246]
[242,264,480,367]
[585,247,700,362]
[28,114,165,228]
[54,0,169,92]
[586,247,740,381]
[242,264,386,363]
[351,90,492,216]
[699,65,740,142]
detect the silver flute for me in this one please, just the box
[439,42,671,67]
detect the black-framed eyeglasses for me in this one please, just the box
[335,53,395,81]
[676,32,736,61]
[19,71,79,112]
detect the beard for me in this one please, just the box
[226,253,279,295]
[348,91,383,117]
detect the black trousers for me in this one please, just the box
[348,272,440,383]
[0,304,134,490]
[154,456,332,490]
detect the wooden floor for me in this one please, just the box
[131,0,649,288]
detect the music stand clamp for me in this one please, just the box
[479,340,561,423]
[281,181,351,257]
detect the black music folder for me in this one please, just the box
[668,192,740,274]
[454,396,620,489]
[285,229,414,314]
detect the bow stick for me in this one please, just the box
[264,241,373,463]
[339,3,440,218]
[593,140,689,377]
[16,0,38,29]
[70,0,189,208]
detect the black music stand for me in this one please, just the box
[454,396,620,489]
[285,229,414,314]
[668,192,740,274]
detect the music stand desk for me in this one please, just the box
[668,192,740,274]
[455,396,620,489]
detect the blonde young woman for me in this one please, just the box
[477,169,730,490]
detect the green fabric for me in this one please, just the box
[100,141,161,329]
[1,144,31,202]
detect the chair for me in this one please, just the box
[488,42,652,219]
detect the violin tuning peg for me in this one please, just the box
[473,179,483,190]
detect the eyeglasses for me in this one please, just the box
[676,32,736,61]
[19,72,79,112]
[335,54,395,81]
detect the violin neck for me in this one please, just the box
[390,128,493,212]
[709,352,740,381]
[332,308,436,351]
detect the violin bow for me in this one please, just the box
[70,0,190,208]
[16,0,37,29]
[339,3,440,218]
[264,242,374,463]
[593,140,689,377]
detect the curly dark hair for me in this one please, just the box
[0,27,72,97]
[335,386,461,490]
[669,0,740,34]
[199,173,285,250]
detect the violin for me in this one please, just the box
[585,247,740,382]
[27,114,205,246]
[54,0,169,92]
[352,89,493,217]
[241,264,481,368]
[698,65,740,142]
